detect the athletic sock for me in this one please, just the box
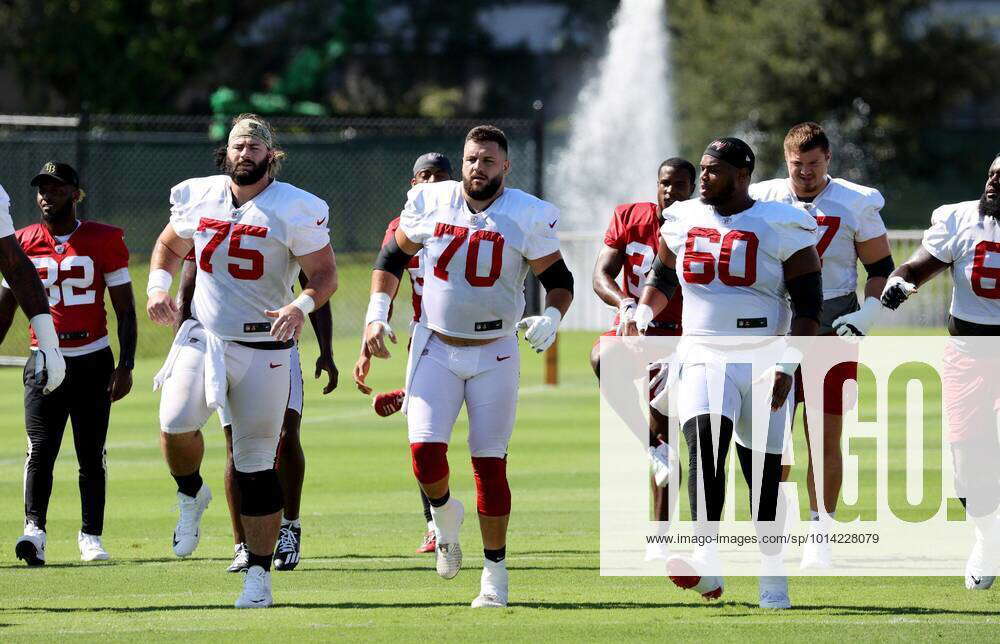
[426,520,436,532]
[282,517,301,529]
[173,471,203,498]
[484,546,506,563]
[428,490,450,508]
[248,551,273,572]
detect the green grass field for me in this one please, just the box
[0,257,988,639]
[1,319,999,641]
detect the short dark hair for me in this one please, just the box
[465,125,508,155]
[659,157,696,185]
[784,122,830,155]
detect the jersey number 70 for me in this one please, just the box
[432,223,504,287]
[197,218,268,280]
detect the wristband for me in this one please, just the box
[30,313,59,350]
[146,268,173,296]
[775,345,803,376]
[365,292,392,325]
[291,293,315,315]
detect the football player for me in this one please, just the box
[750,122,893,568]
[0,162,131,566]
[352,152,452,555]
[590,157,695,559]
[146,114,337,608]
[358,125,573,607]
[629,137,822,609]
[176,260,336,573]
[880,153,1000,591]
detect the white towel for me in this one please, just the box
[203,327,228,411]
[402,322,433,416]
[152,319,198,391]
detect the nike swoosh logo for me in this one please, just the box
[316,218,327,226]
[269,363,282,369]
[548,220,557,228]
[972,576,982,584]
[497,355,511,361]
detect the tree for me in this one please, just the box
[669,0,1000,185]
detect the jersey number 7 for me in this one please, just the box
[197,218,267,280]
[432,223,505,287]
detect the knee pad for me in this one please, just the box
[822,361,859,415]
[472,456,511,516]
[235,468,283,517]
[411,442,449,484]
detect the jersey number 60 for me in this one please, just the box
[682,227,759,286]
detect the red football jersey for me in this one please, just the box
[13,221,130,354]
[383,216,424,323]
[603,201,683,330]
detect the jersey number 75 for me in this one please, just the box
[197,218,267,280]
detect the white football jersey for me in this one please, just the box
[661,198,818,335]
[922,200,1000,325]
[0,184,15,238]
[750,177,886,299]
[169,175,330,341]
[399,180,560,339]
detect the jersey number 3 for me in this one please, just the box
[432,223,504,287]
[197,218,267,280]
[682,227,759,286]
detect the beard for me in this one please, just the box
[226,157,269,186]
[464,174,502,201]
[980,192,1000,220]
[41,199,73,224]
[701,182,736,207]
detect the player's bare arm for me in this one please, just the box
[0,235,51,320]
[299,271,337,394]
[627,240,677,335]
[363,226,422,361]
[593,246,629,307]
[880,246,949,310]
[175,258,197,330]
[146,224,193,326]
[108,282,137,402]
[0,284,18,343]
[772,245,823,409]
[265,243,337,342]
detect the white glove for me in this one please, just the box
[614,298,636,336]
[632,303,654,334]
[30,313,66,394]
[880,275,917,310]
[833,296,882,337]
[516,306,562,353]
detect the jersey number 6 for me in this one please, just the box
[432,223,504,287]
[197,218,267,280]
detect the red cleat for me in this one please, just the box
[667,556,724,600]
[373,389,405,417]
[416,530,436,554]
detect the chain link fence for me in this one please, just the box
[0,114,542,348]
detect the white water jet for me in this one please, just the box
[550,0,677,232]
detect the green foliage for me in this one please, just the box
[670,0,1000,180]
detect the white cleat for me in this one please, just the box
[759,576,792,609]
[965,538,996,590]
[228,543,250,573]
[666,555,723,600]
[172,484,212,557]
[471,560,509,607]
[15,522,46,566]
[800,523,832,570]
[648,443,675,489]
[234,565,273,608]
[431,498,464,579]
[645,541,670,562]
[78,531,109,561]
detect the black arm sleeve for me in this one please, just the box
[374,236,415,279]
[786,270,823,323]
[863,254,895,280]
[537,258,573,293]
[645,256,678,299]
